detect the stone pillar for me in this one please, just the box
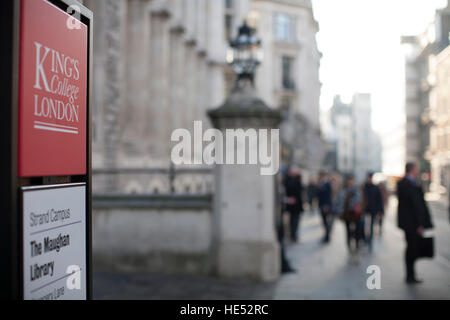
[121,0,150,164]
[182,0,198,132]
[103,0,124,190]
[184,41,197,130]
[196,0,207,51]
[206,0,227,109]
[195,0,207,127]
[169,0,182,24]
[149,7,171,165]
[169,26,186,133]
[183,0,196,40]
[196,52,208,122]
[208,82,282,282]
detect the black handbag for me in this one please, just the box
[418,235,434,259]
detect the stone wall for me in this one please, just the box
[92,195,213,274]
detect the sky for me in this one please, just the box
[311,0,448,174]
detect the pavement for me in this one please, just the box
[428,195,450,264]
[93,272,276,300]
[275,197,450,300]
[93,197,450,300]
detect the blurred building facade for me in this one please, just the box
[401,2,450,190]
[247,0,324,178]
[329,96,353,175]
[352,94,383,182]
[80,0,249,275]
[83,0,247,182]
[83,0,322,188]
[79,0,322,277]
[326,94,382,183]
[429,44,450,193]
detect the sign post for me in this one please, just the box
[0,0,93,300]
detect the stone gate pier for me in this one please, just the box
[208,82,282,282]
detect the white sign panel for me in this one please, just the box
[22,184,87,300]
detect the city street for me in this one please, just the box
[275,197,450,299]
[93,197,450,300]
[3,0,450,302]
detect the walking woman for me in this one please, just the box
[335,175,363,254]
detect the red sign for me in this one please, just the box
[18,0,87,177]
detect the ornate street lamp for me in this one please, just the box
[227,21,263,86]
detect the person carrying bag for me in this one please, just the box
[335,175,363,254]
[397,163,435,284]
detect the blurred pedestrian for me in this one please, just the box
[397,163,434,284]
[283,167,304,242]
[335,175,363,255]
[362,173,384,251]
[378,181,389,235]
[329,173,342,201]
[317,171,333,243]
[276,171,296,274]
[329,173,342,225]
[306,178,318,215]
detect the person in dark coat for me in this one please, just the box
[306,178,318,215]
[276,171,296,274]
[397,163,434,284]
[362,173,384,251]
[283,167,304,242]
[378,181,389,235]
[317,171,333,243]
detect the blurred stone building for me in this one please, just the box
[248,0,324,177]
[401,2,450,190]
[326,94,382,183]
[328,96,353,175]
[352,93,382,182]
[83,0,322,189]
[78,0,250,275]
[80,0,249,195]
[429,45,450,194]
[79,0,322,277]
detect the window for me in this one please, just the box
[282,56,295,90]
[274,13,296,42]
[224,0,234,41]
[225,14,233,41]
[225,0,233,9]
